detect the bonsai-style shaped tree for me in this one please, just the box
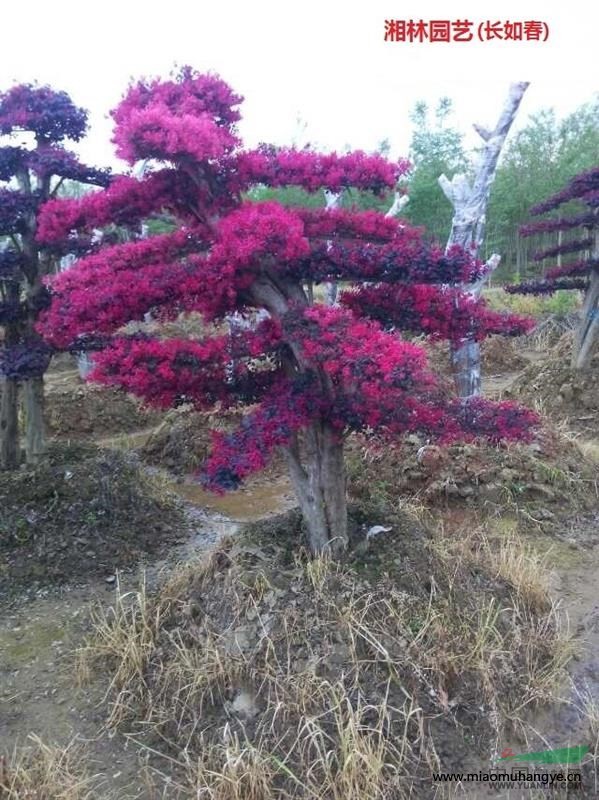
[0,83,109,468]
[506,167,599,369]
[37,68,535,555]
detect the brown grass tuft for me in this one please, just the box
[0,735,95,800]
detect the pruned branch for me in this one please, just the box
[440,81,529,255]
[385,191,409,218]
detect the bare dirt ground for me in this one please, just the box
[2,335,599,798]
[0,475,293,798]
[1,582,150,798]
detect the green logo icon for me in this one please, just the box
[499,745,589,765]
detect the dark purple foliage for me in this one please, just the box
[0,189,36,235]
[0,84,88,143]
[509,166,598,298]
[0,82,108,387]
[519,212,597,237]
[533,237,593,262]
[529,168,599,215]
[0,340,54,379]
[505,277,589,295]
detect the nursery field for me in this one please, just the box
[2,318,599,799]
[1,67,598,800]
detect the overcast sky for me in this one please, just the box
[1,0,597,169]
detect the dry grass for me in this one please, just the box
[482,531,552,613]
[174,687,414,800]
[559,426,599,467]
[76,514,573,799]
[431,522,553,614]
[573,687,599,795]
[78,545,433,796]
[0,735,95,800]
[430,522,573,718]
[76,575,169,728]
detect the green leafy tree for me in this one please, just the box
[404,98,467,242]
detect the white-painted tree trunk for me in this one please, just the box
[439,82,529,397]
[324,190,342,306]
[385,191,409,220]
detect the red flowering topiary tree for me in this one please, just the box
[0,83,110,469]
[37,68,536,555]
[506,167,599,369]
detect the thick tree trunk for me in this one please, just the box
[23,375,45,464]
[284,423,348,557]
[248,279,348,558]
[439,82,529,397]
[572,267,599,370]
[450,253,501,398]
[0,378,19,470]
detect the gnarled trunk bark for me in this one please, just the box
[248,277,348,558]
[0,378,19,470]
[572,265,599,370]
[284,423,348,557]
[23,375,45,464]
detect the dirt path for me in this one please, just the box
[511,531,599,754]
[483,348,545,399]
[1,582,150,798]
[0,481,293,798]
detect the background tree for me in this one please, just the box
[506,167,599,369]
[403,98,467,242]
[0,84,109,469]
[37,68,536,556]
[487,99,599,279]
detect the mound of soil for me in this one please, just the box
[141,409,214,474]
[509,334,599,434]
[423,336,527,380]
[348,426,598,531]
[481,335,527,373]
[85,511,565,798]
[141,407,243,474]
[0,443,186,600]
[45,381,162,439]
[48,351,79,373]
